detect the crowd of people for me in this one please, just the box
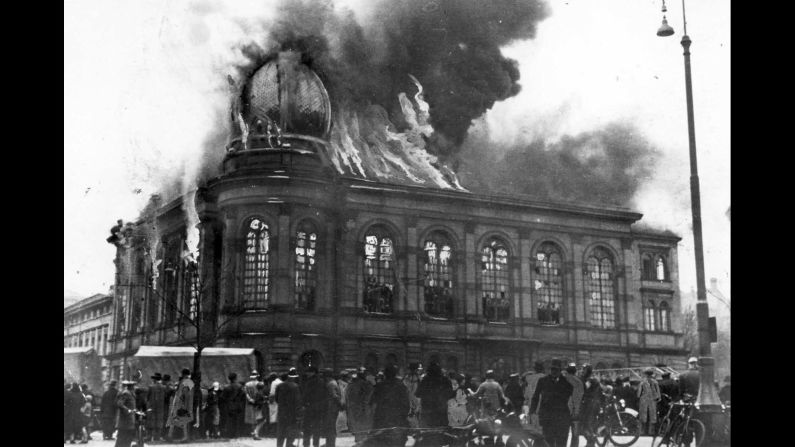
[64,356,731,447]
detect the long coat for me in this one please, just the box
[371,378,410,429]
[323,379,343,436]
[301,375,329,433]
[275,380,301,433]
[100,388,119,424]
[244,379,261,425]
[147,382,166,429]
[415,374,455,427]
[65,389,86,433]
[529,375,573,428]
[402,373,421,428]
[115,389,137,431]
[637,378,661,424]
[345,378,373,440]
[167,378,195,427]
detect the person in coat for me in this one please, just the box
[447,374,469,427]
[100,381,119,440]
[146,373,166,441]
[114,381,137,447]
[529,359,574,447]
[221,372,245,438]
[718,376,731,404]
[244,371,262,439]
[275,369,302,447]
[336,370,350,434]
[204,382,221,439]
[322,368,343,447]
[66,382,87,444]
[678,357,700,399]
[564,364,585,447]
[301,366,328,447]
[472,370,507,416]
[167,368,195,443]
[346,368,374,443]
[579,365,603,447]
[415,362,455,428]
[637,369,661,435]
[402,363,422,428]
[369,365,411,447]
[504,373,525,412]
[523,361,546,431]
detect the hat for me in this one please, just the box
[550,359,563,369]
[250,370,259,379]
[121,380,136,386]
[662,372,671,378]
[565,363,578,374]
[509,373,520,379]
[151,372,162,381]
[109,380,118,386]
[688,357,698,364]
[644,368,655,376]
[287,368,299,378]
[228,373,238,381]
[181,368,191,376]
[162,374,171,382]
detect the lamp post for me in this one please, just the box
[656,0,723,421]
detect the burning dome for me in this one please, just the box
[229,51,331,152]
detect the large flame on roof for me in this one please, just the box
[326,76,465,190]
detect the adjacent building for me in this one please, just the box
[106,51,687,382]
[64,293,114,382]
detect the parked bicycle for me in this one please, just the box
[652,394,705,447]
[131,409,150,447]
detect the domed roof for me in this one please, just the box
[240,51,331,144]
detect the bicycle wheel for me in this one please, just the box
[506,434,550,447]
[651,418,676,447]
[605,411,640,447]
[673,419,705,447]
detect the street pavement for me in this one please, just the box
[66,432,702,447]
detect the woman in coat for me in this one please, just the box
[368,365,410,447]
[637,369,661,435]
[447,374,469,427]
[65,383,87,443]
[415,362,455,428]
[167,369,195,443]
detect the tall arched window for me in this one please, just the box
[422,232,454,317]
[644,300,657,331]
[363,227,395,313]
[481,238,510,322]
[294,221,318,311]
[656,256,667,281]
[243,218,270,308]
[642,253,668,281]
[534,242,564,325]
[659,301,671,332]
[586,247,616,329]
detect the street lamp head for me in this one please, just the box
[657,16,675,37]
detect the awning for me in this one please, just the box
[130,345,258,388]
[133,346,255,357]
[64,347,95,355]
[593,366,680,380]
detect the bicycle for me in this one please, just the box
[131,409,150,447]
[651,394,705,447]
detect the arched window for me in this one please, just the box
[481,239,510,322]
[422,232,454,317]
[586,247,616,329]
[534,242,564,325]
[659,301,671,332]
[294,221,318,311]
[641,254,655,280]
[299,350,324,373]
[183,260,200,320]
[363,227,395,313]
[243,218,270,308]
[644,300,657,331]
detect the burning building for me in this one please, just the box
[106,51,686,380]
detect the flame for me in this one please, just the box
[325,75,466,191]
[183,189,201,263]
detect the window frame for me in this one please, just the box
[585,246,617,329]
[241,217,271,309]
[362,226,397,314]
[533,242,565,326]
[293,220,319,311]
[421,231,456,318]
[480,238,512,323]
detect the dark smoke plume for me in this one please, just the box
[235,0,550,156]
[456,122,660,206]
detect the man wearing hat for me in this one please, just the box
[114,381,138,447]
[275,368,302,447]
[637,368,661,436]
[505,373,524,413]
[564,363,584,447]
[346,367,374,443]
[244,370,263,439]
[529,359,574,447]
[370,365,411,447]
[100,380,119,440]
[167,368,194,443]
[146,373,166,442]
[301,366,329,447]
[678,357,700,398]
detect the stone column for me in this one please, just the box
[518,229,533,325]
[463,222,477,319]
[405,218,420,313]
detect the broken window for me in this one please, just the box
[481,239,510,322]
[586,247,616,329]
[659,301,671,332]
[163,237,181,325]
[294,221,318,311]
[243,218,270,308]
[534,242,564,325]
[423,232,454,317]
[363,227,395,313]
[183,261,199,320]
[644,300,657,331]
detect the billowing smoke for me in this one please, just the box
[233,0,549,157]
[456,122,660,206]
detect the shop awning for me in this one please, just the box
[593,366,680,380]
[130,345,258,388]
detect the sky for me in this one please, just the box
[64,0,730,309]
